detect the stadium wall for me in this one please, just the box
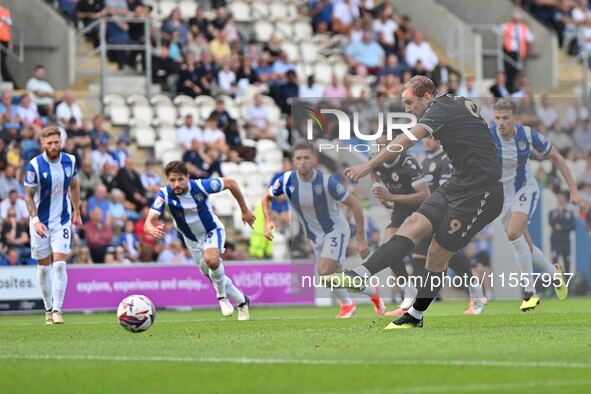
[435,0,559,93]
[4,0,75,88]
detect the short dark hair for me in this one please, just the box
[35,65,45,71]
[403,75,437,97]
[292,140,315,154]
[164,161,189,177]
[494,98,517,114]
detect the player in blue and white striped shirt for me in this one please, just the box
[261,141,384,319]
[144,161,255,320]
[24,126,82,325]
[491,99,586,310]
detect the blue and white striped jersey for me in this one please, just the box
[489,124,551,199]
[150,178,225,242]
[269,170,349,244]
[24,152,78,229]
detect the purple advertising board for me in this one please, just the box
[62,261,316,311]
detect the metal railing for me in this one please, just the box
[0,23,25,83]
[76,17,162,108]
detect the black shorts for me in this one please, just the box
[412,238,430,256]
[417,181,504,252]
[387,206,418,229]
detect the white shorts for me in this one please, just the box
[312,227,351,263]
[30,222,72,260]
[501,182,540,227]
[183,228,226,275]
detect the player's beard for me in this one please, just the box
[173,185,188,195]
[45,147,61,161]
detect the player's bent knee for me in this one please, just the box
[317,258,339,276]
[506,229,523,242]
[203,250,221,269]
[399,213,433,241]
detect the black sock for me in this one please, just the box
[363,235,415,276]
[448,252,472,280]
[413,270,445,312]
[411,256,427,278]
[390,257,409,278]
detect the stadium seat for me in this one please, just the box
[178,105,200,122]
[239,161,259,177]
[269,2,289,21]
[150,94,173,107]
[126,94,150,106]
[314,61,332,85]
[108,104,131,126]
[332,60,350,80]
[275,20,294,38]
[265,104,282,125]
[154,138,178,160]
[103,94,125,107]
[294,20,313,42]
[195,95,216,120]
[173,95,195,107]
[158,1,178,20]
[131,105,154,126]
[160,149,183,164]
[211,194,235,217]
[217,95,241,119]
[178,0,196,19]
[251,0,269,18]
[154,105,178,126]
[295,62,313,80]
[300,41,319,63]
[157,126,177,140]
[220,161,240,177]
[281,41,300,62]
[228,1,251,23]
[254,20,273,42]
[135,127,156,148]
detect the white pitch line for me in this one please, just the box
[318,379,591,394]
[0,354,589,370]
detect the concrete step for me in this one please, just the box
[89,74,161,96]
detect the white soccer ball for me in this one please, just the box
[117,294,156,333]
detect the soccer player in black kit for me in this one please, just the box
[370,135,430,316]
[423,136,487,315]
[325,76,504,329]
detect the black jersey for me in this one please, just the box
[374,153,425,201]
[417,95,501,197]
[422,148,454,193]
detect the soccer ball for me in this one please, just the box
[117,294,156,333]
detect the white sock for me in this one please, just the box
[510,236,536,293]
[353,266,371,278]
[333,288,353,306]
[225,276,246,305]
[532,246,556,274]
[469,282,484,299]
[52,261,68,312]
[208,264,227,299]
[485,289,494,300]
[361,286,377,297]
[37,265,53,311]
[404,282,418,299]
[407,307,424,320]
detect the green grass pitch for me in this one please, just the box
[1,298,590,394]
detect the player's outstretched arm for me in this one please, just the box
[261,191,276,241]
[25,186,47,238]
[547,147,588,211]
[222,177,255,228]
[344,126,430,182]
[342,194,369,259]
[69,176,82,227]
[144,209,165,239]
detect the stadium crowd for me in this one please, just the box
[0,0,589,267]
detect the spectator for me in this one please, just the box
[378,54,406,80]
[109,188,128,229]
[489,71,512,98]
[0,92,19,141]
[324,75,348,99]
[183,138,222,179]
[561,97,589,132]
[332,0,359,35]
[276,70,299,115]
[209,98,234,132]
[1,207,29,252]
[244,94,270,138]
[271,51,295,86]
[346,30,386,75]
[19,127,40,162]
[16,95,43,132]
[135,206,161,261]
[115,157,147,211]
[56,90,84,130]
[547,127,573,157]
[176,114,203,151]
[430,56,461,87]
[25,65,55,116]
[84,206,114,263]
[404,31,438,73]
[0,1,14,84]
[0,165,20,200]
[202,116,229,154]
[112,135,131,168]
[310,0,333,33]
[209,30,232,64]
[0,189,28,223]
[120,219,140,261]
[100,161,119,191]
[73,246,94,264]
[373,6,398,55]
[87,184,112,223]
[157,239,190,264]
[6,141,22,168]
[189,6,212,41]
[223,241,249,261]
[572,118,591,154]
[91,136,116,174]
[549,191,577,272]
[536,94,558,131]
[0,248,20,266]
[457,75,479,97]
[140,159,163,199]
[217,61,237,95]
[571,0,591,55]
[177,53,204,97]
[511,74,532,100]
[76,0,107,47]
[299,75,324,102]
[89,114,112,147]
[78,160,102,200]
[113,246,132,264]
[500,11,534,92]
